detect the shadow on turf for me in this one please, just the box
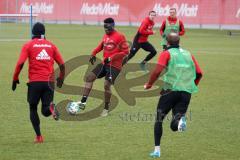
[50,55,165,121]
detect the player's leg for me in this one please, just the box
[140,42,157,71]
[27,82,42,143]
[170,91,191,132]
[101,66,120,117]
[101,80,112,117]
[124,40,141,63]
[150,91,177,157]
[77,63,105,108]
[40,82,58,120]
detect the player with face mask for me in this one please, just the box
[76,18,129,117]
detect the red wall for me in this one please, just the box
[1,0,240,26]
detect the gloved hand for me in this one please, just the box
[162,34,166,38]
[104,57,111,64]
[12,80,20,91]
[122,56,128,66]
[56,77,64,88]
[144,83,152,90]
[89,56,96,65]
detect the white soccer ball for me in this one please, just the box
[66,102,80,115]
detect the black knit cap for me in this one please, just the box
[104,17,115,25]
[32,22,45,36]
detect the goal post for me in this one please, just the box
[0,5,38,41]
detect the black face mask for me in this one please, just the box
[104,23,114,34]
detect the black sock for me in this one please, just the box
[141,61,146,64]
[30,104,41,136]
[81,96,88,103]
[143,51,157,62]
[104,102,110,110]
[154,121,163,146]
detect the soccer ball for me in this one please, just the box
[66,102,80,115]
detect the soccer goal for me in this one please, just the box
[0,12,38,42]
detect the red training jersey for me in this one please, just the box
[13,38,64,82]
[136,17,155,43]
[92,30,129,70]
[160,16,185,36]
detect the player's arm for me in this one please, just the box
[90,40,104,65]
[118,34,129,56]
[144,51,170,89]
[53,45,65,88]
[179,20,185,36]
[92,40,104,56]
[118,35,130,65]
[12,44,29,91]
[192,55,203,85]
[159,20,166,36]
[139,20,154,36]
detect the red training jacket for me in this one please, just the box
[92,30,129,70]
[13,38,64,82]
[136,17,155,43]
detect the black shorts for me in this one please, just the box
[156,90,191,121]
[92,63,120,84]
[27,82,54,105]
[130,41,156,54]
[127,38,156,61]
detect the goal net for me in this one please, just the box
[0,13,38,41]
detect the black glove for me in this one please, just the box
[12,80,19,91]
[56,77,64,88]
[89,56,96,65]
[104,57,111,64]
[162,34,166,38]
[122,56,128,66]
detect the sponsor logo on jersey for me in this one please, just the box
[33,44,52,48]
[36,49,51,60]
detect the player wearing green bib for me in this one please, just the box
[144,32,202,158]
[160,8,185,50]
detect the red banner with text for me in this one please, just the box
[1,0,240,27]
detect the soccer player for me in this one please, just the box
[124,11,157,71]
[160,8,185,50]
[12,22,65,143]
[76,18,129,117]
[144,32,203,158]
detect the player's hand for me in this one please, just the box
[162,34,166,38]
[104,57,111,64]
[89,56,96,65]
[12,80,20,91]
[122,56,128,66]
[144,83,152,90]
[56,77,64,88]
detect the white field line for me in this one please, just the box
[0,39,28,42]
